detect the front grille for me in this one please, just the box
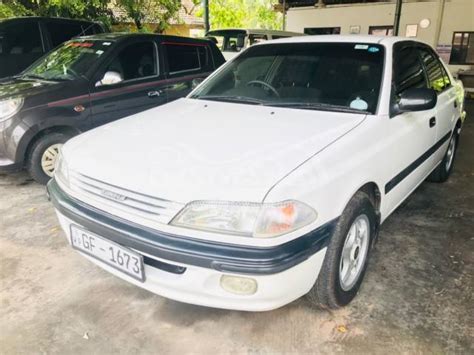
[69,172,184,224]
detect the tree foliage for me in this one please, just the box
[201,0,282,30]
[114,0,181,32]
[0,0,113,26]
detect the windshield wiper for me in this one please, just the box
[264,102,369,114]
[194,95,266,105]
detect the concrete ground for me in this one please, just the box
[1,102,473,355]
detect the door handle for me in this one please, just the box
[148,90,162,98]
[429,117,436,128]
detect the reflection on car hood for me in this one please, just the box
[0,77,61,101]
[64,98,366,203]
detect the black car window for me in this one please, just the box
[104,41,158,81]
[393,45,427,95]
[192,43,385,114]
[0,22,43,55]
[165,43,208,74]
[46,22,84,47]
[418,47,451,93]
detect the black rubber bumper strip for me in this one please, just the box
[47,179,337,275]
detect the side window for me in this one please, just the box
[393,45,427,95]
[104,41,158,82]
[46,22,83,47]
[418,47,451,93]
[165,43,205,74]
[0,22,43,55]
[249,34,267,45]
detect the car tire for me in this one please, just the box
[427,132,458,183]
[26,132,71,185]
[307,191,377,309]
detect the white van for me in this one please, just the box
[206,28,304,60]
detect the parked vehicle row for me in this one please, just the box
[46,36,465,311]
[206,28,304,60]
[0,33,225,183]
[0,16,106,79]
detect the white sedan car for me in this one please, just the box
[48,36,465,311]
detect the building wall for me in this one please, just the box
[286,0,474,73]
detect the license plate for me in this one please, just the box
[70,225,145,282]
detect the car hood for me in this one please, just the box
[0,77,62,101]
[64,98,366,203]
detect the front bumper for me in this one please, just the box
[48,179,334,311]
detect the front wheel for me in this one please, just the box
[307,192,377,309]
[26,132,71,184]
[427,132,458,183]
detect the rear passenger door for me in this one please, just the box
[90,39,167,127]
[417,45,458,164]
[0,21,45,78]
[162,41,214,102]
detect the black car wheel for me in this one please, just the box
[427,132,458,183]
[27,132,71,185]
[307,191,377,309]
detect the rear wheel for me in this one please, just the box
[427,132,458,183]
[26,133,70,184]
[307,192,377,309]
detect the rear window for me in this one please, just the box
[0,22,43,55]
[165,43,211,74]
[46,22,87,47]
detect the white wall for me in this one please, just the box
[286,0,474,73]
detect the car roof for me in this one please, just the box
[260,34,429,47]
[76,32,216,45]
[0,16,100,25]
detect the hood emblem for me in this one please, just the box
[100,189,127,202]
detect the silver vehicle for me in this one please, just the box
[206,28,303,60]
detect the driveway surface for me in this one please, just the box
[1,102,473,354]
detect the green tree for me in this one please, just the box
[115,0,181,32]
[199,0,281,30]
[0,0,113,26]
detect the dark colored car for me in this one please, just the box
[0,33,225,183]
[0,16,106,79]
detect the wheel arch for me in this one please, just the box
[16,125,81,166]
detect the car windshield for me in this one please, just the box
[22,39,114,81]
[191,42,385,114]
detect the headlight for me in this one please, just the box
[0,97,24,122]
[170,200,317,238]
[54,152,69,187]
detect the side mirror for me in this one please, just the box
[95,71,123,87]
[236,34,245,49]
[394,88,437,114]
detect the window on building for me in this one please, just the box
[393,45,427,95]
[369,26,393,36]
[304,27,341,35]
[450,32,474,65]
[418,47,451,93]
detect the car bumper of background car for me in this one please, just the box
[47,179,333,311]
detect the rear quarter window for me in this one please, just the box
[165,43,212,74]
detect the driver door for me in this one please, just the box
[90,39,167,128]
